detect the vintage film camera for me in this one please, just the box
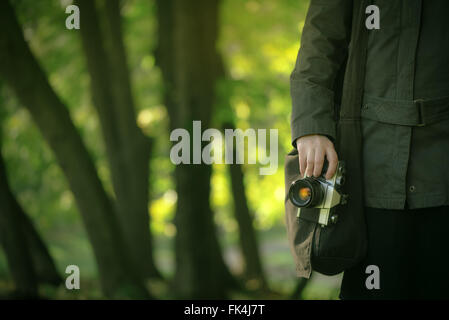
[288,160,348,227]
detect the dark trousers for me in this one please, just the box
[340,205,449,300]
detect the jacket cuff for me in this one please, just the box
[291,117,336,148]
[290,79,337,147]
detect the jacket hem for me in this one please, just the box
[364,193,448,210]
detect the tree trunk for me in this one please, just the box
[155,0,237,298]
[1,79,60,291]
[0,150,38,298]
[215,52,267,289]
[223,123,267,289]
[0,151,61,292]
[0,0,148,298]
[17,203,62,286]
[75,0,160,280]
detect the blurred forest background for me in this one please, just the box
[0,0,342,299]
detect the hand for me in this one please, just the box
[295,134,338,180]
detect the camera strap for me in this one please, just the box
[297,208,321,224]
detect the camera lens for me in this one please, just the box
[298,186,312,202]
[289,178,324,208]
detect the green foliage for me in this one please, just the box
[214,0,309,230]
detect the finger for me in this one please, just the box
[313,148,325,177]
[298,148,307,178]
[305,149,315,178]
[325,147,338,180]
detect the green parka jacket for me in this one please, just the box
[287,0,449,277]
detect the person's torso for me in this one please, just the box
[360,0,449,209]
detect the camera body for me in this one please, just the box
[288,161,347,227]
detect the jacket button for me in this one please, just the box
[409,185,416,192]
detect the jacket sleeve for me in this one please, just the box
[290,0,353,147]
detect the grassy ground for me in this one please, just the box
[0,225,342,299]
